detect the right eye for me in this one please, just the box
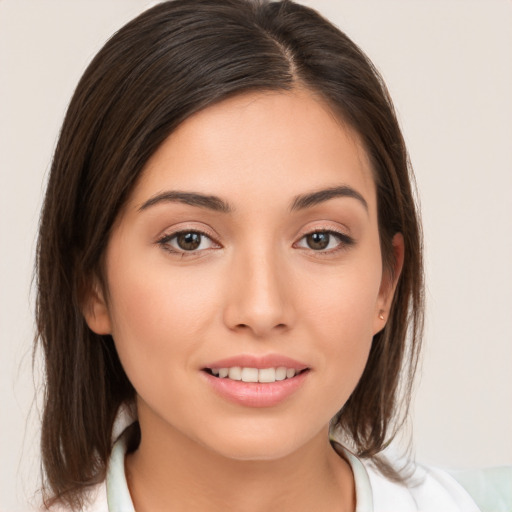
[157,230,219,254]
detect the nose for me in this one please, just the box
[222,246,294,338]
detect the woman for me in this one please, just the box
[35,0,510,510]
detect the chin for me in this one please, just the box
[196,420,324,462]
[212,439,299,462]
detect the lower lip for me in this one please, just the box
[202,370,309,408]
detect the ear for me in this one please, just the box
[81,276,112,335]
[373,233,404,334]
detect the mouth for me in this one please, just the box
[203,366,310,383]
[201,355,311,406]
[202,364,310,407]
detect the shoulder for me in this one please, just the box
[334,441,512,512]
[362,458,512,512]
[362,460,482,512]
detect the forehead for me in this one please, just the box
[130,89,376,214]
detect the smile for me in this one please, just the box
[202,362,310,407]
[206,366,306,383]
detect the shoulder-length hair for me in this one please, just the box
[36,0,423,508]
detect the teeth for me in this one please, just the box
[275,367,287,381]
[228,367,242,380]
[241,367,259,382]
[258,368,275,383]
[210,366,302,383]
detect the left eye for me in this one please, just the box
[159,231,216,252]
[296,231,346,251]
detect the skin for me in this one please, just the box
[84,89,403,512]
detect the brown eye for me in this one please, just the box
[306,232,331,250]
[176,232,202,251]
[158,230,217,254]
[295,229,354,253]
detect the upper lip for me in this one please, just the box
[204,354,309,371]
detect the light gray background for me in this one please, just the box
[1,1,511,510]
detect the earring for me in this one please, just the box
[378,311,385,320]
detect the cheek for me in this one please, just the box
[297,254,382,385]
[104,253,221,393]
[108,242,221,332]
[300,258,382,339]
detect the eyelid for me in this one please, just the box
[293,226,355,253]
[155,221,220,242]
[156,224,222,255]
[296,222,353,240]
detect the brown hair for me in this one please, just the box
[36,0,423,508]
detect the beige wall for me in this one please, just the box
[1,1,511,510]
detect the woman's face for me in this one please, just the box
[86,89,400,460]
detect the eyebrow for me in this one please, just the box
[138,185,368,214]
[139,191,232,213]
[290,185,368,212]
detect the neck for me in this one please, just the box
[125,414,355,512]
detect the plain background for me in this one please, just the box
[1,0,511,510]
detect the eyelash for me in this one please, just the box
[294,229,355,256]
[157,229,219,256]
[156,228,355,257]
